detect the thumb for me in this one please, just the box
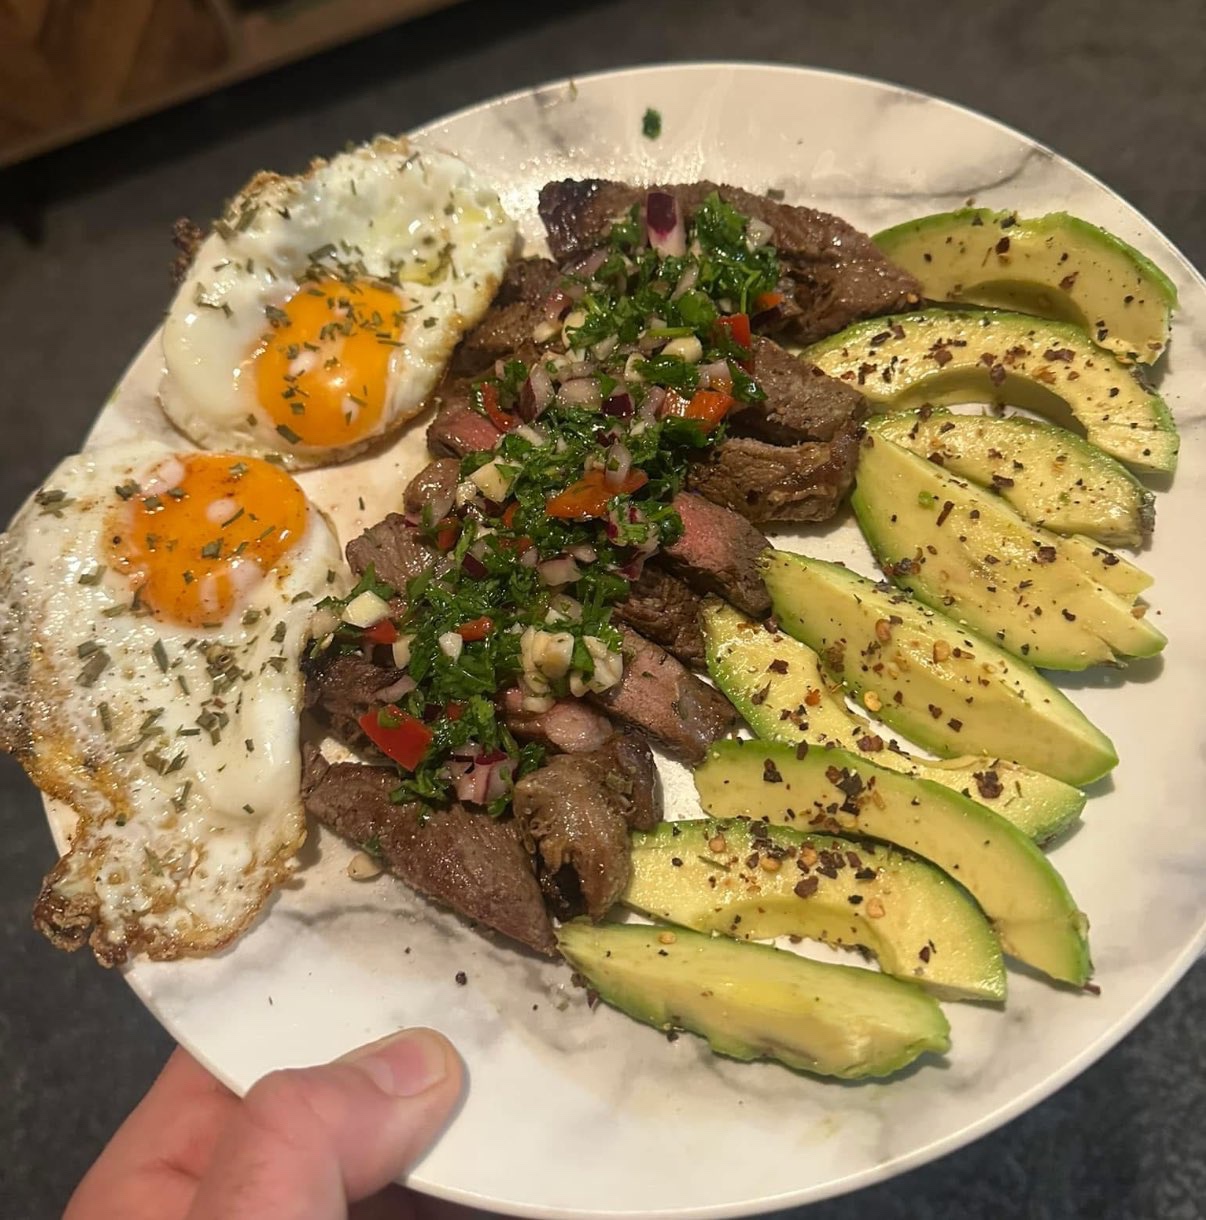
[186,1027,462,1220]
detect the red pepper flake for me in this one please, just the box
[1044,347,1075,362]
[455,971,468,985]
[795,741,810,760]
[936,500,954,527]
[767,658,789,675]
[974,769,1003,800]
[988,363,1006,386]
[931,346,953,366]
[1062,608,1077,621]
[928,704,943,719]
[1035,545,1057,564]
[1059,272,1079,292]
[857,734,884,753]
[991,474,1015,491]
[763,758,784,784]
[918,945,932,963]
[947,718,963,732]
[794,877,819,899]
[995,236,1011,254]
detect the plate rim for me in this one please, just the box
[45,59,1206,1219]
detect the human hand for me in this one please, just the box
[65,1028,468,1220]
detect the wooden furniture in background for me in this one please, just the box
[0,0,461,169]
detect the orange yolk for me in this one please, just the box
[109,454,308,628]
[252,277,406,447]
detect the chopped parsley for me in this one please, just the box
[641,107,662,140]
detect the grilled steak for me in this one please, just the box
[513,732,661,920]
[592,625,735,763]
[738,336,867,444]
[302,746,556,955]
[537,179,920,344]
[687,426,861,526]
[663,493,770,618]
[345,513,444,592]
[303,653,408,751]
[613,562,706,667]
[426,379,502,458]
[449,259,562,378]
[501,688,616,754]
[403,458,461,522]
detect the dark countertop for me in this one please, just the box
[1,2,1202,1217]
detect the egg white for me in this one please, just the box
[0,440,345,964]
[160,136,516,467]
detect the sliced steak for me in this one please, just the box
[512,732,661,919]
[592,625,735,763]
[737,336,868,444]
[662,493,770,618]
[613,562,705,667]
[687,427,861,526]
[403,458,461,522]
[302,746,555,955]
[345,513,443,593]
[303,653,407,750]
[449,259,562,378]
[426,377,503,458]
[501,688,616,754]
[537,179,920,343]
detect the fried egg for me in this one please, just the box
[160,136,516,467]
[0,441,345,964]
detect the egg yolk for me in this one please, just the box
[252,277,408,448]
[109,454,308,628]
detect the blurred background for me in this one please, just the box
[1,1,1203,1218]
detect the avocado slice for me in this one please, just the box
[556,920,950,1079]
[624,818,1006,1002]
[852,433,1166,669]
[760,550,1118,785]
[873,208,1177,365]
[702,598,1084,843]
[870,408,1155,548]
[804,308,1178,473]
[695,741,1092,986]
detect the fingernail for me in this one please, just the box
[344,1028,452,1098]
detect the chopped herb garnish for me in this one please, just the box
[641,107,662,139]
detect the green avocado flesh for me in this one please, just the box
[760,550,1117,785]
[852,434,1166,670]
[556,920,950,1079]
[873,208,1177,365]
[803,308,1178,473]
[701,599,1084,843]
[869,408,1155,549]
[695,741,1092,986]
[624,818,1005,1001]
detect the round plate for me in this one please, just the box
[42,64,1206,1217]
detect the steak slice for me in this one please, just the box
[512,732,661,919]
[449,259,562,378]
[303,653,407,750]
[302,746,555,955]
[687,427,861,526]
[501,688,616,754]
[613,562,705,667]
[737,336,868,444]
[426,376,503,458]
[345,513,444,593]
[537,179,920,344]
[403,458,461,522]
[663,493,770,618]
[592,626,735,763]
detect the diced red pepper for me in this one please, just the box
[434,517,460,551]
[545,468,649,519]
[362,618,398,645]
[496,500,532,554]
[479,383,517,433]
[753,291,785,313]
[714,313,753,371]
[457,615,494,641]
[358,706,433,771]
[667,388,736,431]
[445,701,465,722]
[501,501,519,528]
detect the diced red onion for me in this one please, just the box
[494,359,507,379]
[602,393,633,418]
[484,758,516,803]
[453,763,490,806]
[569,248,608,280]
[375,674,416,702]
[544,289,573,320]
[462,552,488,580]
[538,556,582,587]
[559,378,602,408]
[746,217,775,248]
[451,741,482,759]
[523,364,554,418]
[645,191,686,258]
[519,546,540,568]
[604,441,632,490]
[699,359,734,392]
[641,386,666,421]
[568,543,597,563]
[671,263,699,299]
[566,360,597,379]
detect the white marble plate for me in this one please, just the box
[43,64,1206,1217]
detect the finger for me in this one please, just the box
[65,1049,240,1220]
[186,1027,462,1220]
